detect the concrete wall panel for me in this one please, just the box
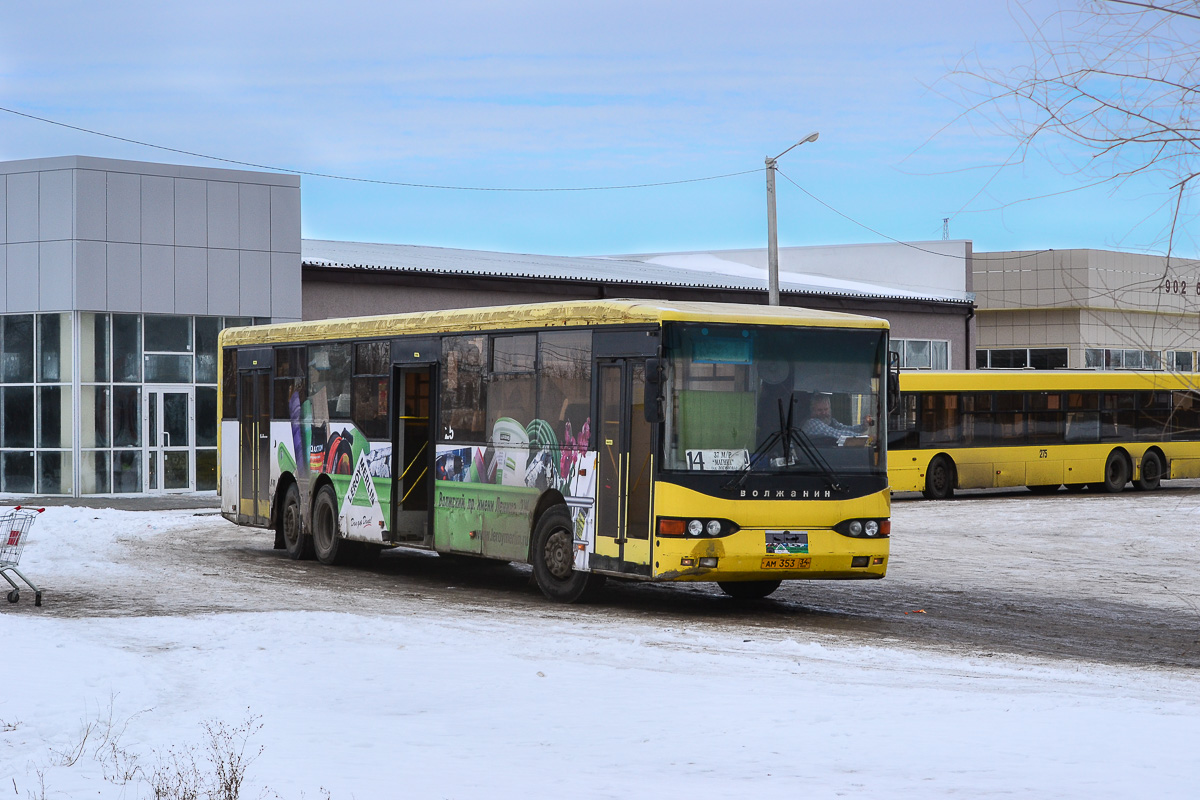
[0,244,6,310]
[39,240,73,310]
[239,184,270,251]
[207,249,239,315]
[6,242,38,310]
[6,172,38,243]
[141,175,174,245]
[0,175,6,243]
[174,179,207,247]
[271,252,301,320]
[75,240,107,311]
[270,186,301,253]
[239,250,271,317]
[107,242,141,312]
[75,170,106,241]
[175,247,208,315]
[38,170,73,241]
[106,172,141,244]
[206,182,238,249]
[141,244,174,313]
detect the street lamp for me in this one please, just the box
[765,131,819,306]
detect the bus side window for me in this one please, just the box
[1172,391,1200,440]
[1065,392,1099,443]
[920,392,959,447]
[537,331,592,443]
[441,335,488,442]
[221,348,238,420]
[352,341,390,440]
[273,346,306,421]
[994,392,1025,441]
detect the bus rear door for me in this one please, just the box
[236,348,272,526]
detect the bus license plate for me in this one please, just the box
[761,556,810,570]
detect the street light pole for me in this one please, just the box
[765,131,819,306]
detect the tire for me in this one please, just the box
[279,483,313,560]
[1100,451,1130,493]
[922,455,955,500]
[718,580,783,600]
[1135,451,1163,491]
[1028,484,1061,494]
[531,506,606,603]
[6,590,17,603]
[312,484,349,565]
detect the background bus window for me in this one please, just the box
[994,392,1026,441]
[536,331,591,446]
[1027,392,1064,443]
[1101,392,1137,440]
[919,392,959,447]
[308,343,352,421]
[1171,391,1200,439]
[440,335,487,442]
[887,393,920,449]
[352,341,390,440]
[960,392,993,445]
[487,334,536,436]
[273,346,306,421]
[1065,392,1100,442]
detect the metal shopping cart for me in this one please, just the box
[0,506,45,607]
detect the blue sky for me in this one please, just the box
[0,0,1191,257]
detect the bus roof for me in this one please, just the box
[898,370,1200,392]
[219,298,889,347]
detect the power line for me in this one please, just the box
[0,104,759,192]
[775,168,1053,262]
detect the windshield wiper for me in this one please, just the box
[723,395,846,493]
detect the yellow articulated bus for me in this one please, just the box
[218,299,893,602]
[888,370,1200,498]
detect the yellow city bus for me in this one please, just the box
[218,299,893,602]
[888,370,1200,498]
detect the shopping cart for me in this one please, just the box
[0,506,45,607]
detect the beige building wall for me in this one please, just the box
[974,249,1200,368]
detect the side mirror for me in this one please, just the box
[887,350,901,410]
[644,358,665,423]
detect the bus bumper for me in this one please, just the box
[653,528,889,581]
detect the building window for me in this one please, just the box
[891,338,950,369]
[978,348,1068,370]
[1169,351,1195,372]
[1082,348,1166,371]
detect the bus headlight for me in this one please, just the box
[705,519,722,536]
[864,520,879,537]
[848,520,863,536]
[657,517,740,538]
[687,519,704,536]
[835,518,890,538]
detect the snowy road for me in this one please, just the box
[3,487,1199,798]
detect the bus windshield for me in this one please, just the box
[662,322,887,475]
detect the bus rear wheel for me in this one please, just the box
[718,580,783,600]
[531,506,605,603]
[312,484,349,565]
[1100,451,1130,493]
[1135,451,1163,491]
[279,483,313,560]
[923,455,955,500]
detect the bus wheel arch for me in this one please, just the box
[527,489,567,563]
[923,454,956,500]
[311,480,349,565]
[530,504,605,603]
[1135,448,1165,491]
[276,475,313,560]
[1099,449,1132,493]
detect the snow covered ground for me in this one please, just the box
[2,501,1199,798]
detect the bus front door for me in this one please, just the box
[237,369,270,526]
[594,359,653,575]
[391,365,433,543]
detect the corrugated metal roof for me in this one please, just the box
[301,239,972,305]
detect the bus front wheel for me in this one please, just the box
[531,507,606,603]
[718,580,783,600]
[1135,451,1163,491]
[312,485,349,565]
[279,483,313,560]
[923,455,955,500]
[1100,451,1130,493]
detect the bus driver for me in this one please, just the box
[802,393,873,440]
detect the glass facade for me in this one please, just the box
[890,338,950,370]
[0,312,264,496]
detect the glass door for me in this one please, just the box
[594,359,653,574]
[144,386,195,492]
